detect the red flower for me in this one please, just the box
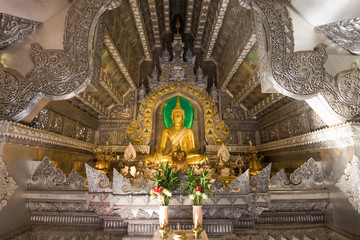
[153,186,163,195]
[195,186,202,191]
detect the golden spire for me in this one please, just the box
[174,16,182,40]
[172,96,185,115]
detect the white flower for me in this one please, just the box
[150,190,154,195]
[150,195,156,201]
[159,194,165,202]
[189,194,195,200]
[195,191,201,196]
[163,189,172,197]
[202,193,208,199]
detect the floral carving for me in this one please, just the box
[290,158,324,189]
[85,163,111,192]
[113,169,132,194]
[249,163,271,193]
[270,158,325,191]
[230,169,250,194]
[0,160,18,211]
[31,156,86,190]
[323,63,360,118]
[316,17,360,55]
[336,155,360,214]
[0,65,22,104]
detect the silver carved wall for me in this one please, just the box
[257,101,327,144]
[29,108,95,143]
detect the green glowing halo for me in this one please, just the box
[162,96,194,128]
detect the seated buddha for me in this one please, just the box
[146,97,209,166]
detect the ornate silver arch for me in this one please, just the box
[251,0,360,121]
[0,0,122,121]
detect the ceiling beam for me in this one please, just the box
[99,71,123,105]
[163,0,170,32]
[246,94,285,117]
[233,69,260,104]
[220,33,256,90]
[75,92,110,118]
[148,0,161,47]
[103,31,137,90]
[204,0,230,60]
[185,0,195,33]
[194,0,211,48]
[129,0,151,60]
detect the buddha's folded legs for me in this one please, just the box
[146,154,208,166]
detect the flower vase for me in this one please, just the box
[192,205,202,228]
[159,205,169,228]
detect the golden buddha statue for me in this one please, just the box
[146,97,209,166]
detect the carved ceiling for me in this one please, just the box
[4,0,353,128]
[56,0,290,123]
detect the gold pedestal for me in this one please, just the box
[192,227,203,239]
[158,226,170,239]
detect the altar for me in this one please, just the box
[26,155,329,239]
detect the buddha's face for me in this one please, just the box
[172,111,184,125]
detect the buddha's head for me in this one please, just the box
[171,97,185,126]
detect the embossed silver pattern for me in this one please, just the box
[270,158,325,190]
[316,17,360,55]
[85,163,111,192]
[336,155,360,214]
[31,156,86,190]
[249,163,271,192]
[0,13,42,49]
[0,159,18,211]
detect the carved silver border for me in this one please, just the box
[129,0,151,60]
[204,0,230,60]
[257,122,360,152]
[0,120,95,152]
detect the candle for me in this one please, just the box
[177,223,180,234]
[194,214,198,228]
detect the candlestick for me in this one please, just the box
[177,222,180,234]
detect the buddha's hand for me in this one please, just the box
[200,157,209,165]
